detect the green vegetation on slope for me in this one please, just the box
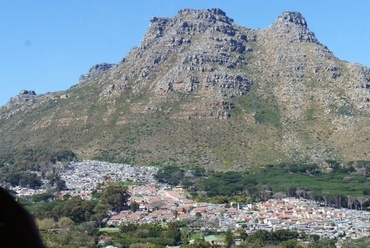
[156,161,370,209]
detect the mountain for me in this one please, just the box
[2,8,370,169]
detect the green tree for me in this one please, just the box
[47,168,68,191]
[120,223,138,233]
[246,230,273,245]
[36,218,56,231]
[62,197,96,223]
[130,200,140,212]
[225,229,234,248]
[165,222,181,245]
[156,166,185,186]
[51,149,77,163]
[280,239,304,248]
[57,217,74,228]
[19,173,43,189]
[272,229,299,244]
[182,239,211,248]
[101,185,130,212]
[235,228,248,242]
[55,178,67,191]
[8,172,42,189]
[92,202,111,226]
[32,192,55,202]
[308,237,336,248]
[192,166,206,177]
[181,227,191,245]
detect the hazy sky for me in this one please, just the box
[1,0,370,106]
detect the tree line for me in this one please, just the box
[156,161,370,210]
[24,185,129,224]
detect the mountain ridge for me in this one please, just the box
[2,8,370,169]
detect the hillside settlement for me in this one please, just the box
[10,161,370,240]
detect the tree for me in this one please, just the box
[56,178,67,191]
[225,229,234,248]
[57,217,74,228]
[308,237,336,248]
[62,197,96,223]
[182,179,194,190]
[356,196,369,210]
[48,169,68,191]
[36,218,56,231]
[130,200,140,212]
[156,166,185,186]
[130,243,156,248]
[235,228,248,242]
[192,166,206,177]
[92,202,111,226]
[120,223,138,233]
[51,149,77,163]
[182,239,211,248]
[280,239,304,248]
[272,229,299,244]
[181,227,192,245]
[246,230,273,245]
[8,172,22,187]
[8,172,43,189]
[347,195,356,209]
[101,185,130,212]
[165,222,181,245]
[195,212,202,219]
[310,234,320,243]
[32,193,55,202]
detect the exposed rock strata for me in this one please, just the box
[2,9,370,167]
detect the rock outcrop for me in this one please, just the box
[78,63,115,83]
[2,9,370,168]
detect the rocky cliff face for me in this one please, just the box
[2,9,370,169]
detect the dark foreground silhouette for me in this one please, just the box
[0,187,44,247]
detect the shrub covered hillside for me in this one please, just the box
[2,9,370,168]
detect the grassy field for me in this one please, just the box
[99,227,120,233]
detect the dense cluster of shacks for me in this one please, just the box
[61,160,159,192]
[10,161,370,240]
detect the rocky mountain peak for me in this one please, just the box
[274,11,307,27]
[3,9,370,167]
[122,8,251,107]
[175,8,231,22]
[265,11,317,43]
[143,8,235,47]
[149,8,231,25]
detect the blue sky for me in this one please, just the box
[1,0,370,106]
